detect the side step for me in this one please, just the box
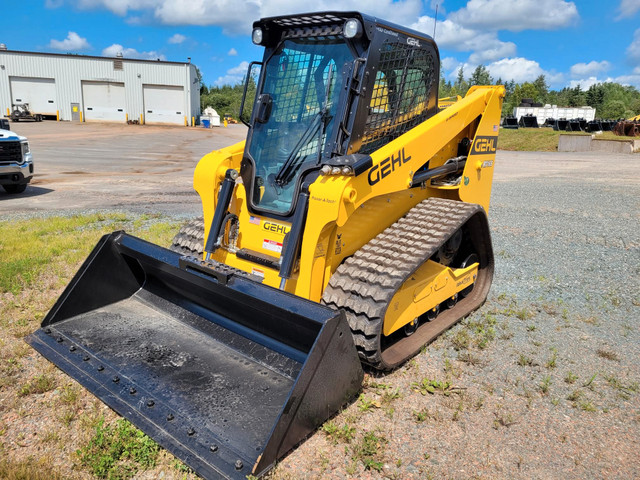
[26,232,363,479]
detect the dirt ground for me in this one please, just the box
[0,121,638,479]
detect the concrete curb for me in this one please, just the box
[558,134,640,154]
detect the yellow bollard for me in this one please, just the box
[6,108,9,116]
[192,116,195,127]
[56,110,60,121]
[224,118,228,127]
[80,112,83,123]
[184,116,187,126]
[140,114,144,124]
[126,113,128,123]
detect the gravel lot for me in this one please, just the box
[0,121,247,219]
[1,122,638,479]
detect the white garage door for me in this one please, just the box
[10,77,57,115]
[143,85,185,125]
[82,81,126,122]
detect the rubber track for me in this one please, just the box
[321,197,485,370]
[170,217,205,256]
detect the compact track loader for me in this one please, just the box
[27,11,504,479]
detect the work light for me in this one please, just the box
[343,19,362,39]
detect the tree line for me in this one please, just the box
[198,64,640,121]
[439,64,640,119]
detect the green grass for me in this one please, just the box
[498,128,638,152]
[77,418,161,480]
[0,213,180,295]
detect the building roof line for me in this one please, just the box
[0,49,192,66]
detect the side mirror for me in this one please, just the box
[254,94,272,124]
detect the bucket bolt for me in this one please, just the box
[235,460,243,470]
[187,427,196,436]
[112,376,119,383]
[146,400,154,407]
[210,445,218,453]
[129,387,137,394]
[166,413,174,421]
[97,365,104,371]
[83,356,90,361]
[69,346,76,352]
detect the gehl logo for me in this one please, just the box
[471,136,498,155]
[368,148,412,185]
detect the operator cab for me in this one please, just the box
[241,12,440,219]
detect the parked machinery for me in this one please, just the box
[28,12,504,479]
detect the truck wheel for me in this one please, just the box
[3,184,27,194]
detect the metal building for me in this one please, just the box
[0,46,200,125]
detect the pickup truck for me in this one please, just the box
[0,127,34,194]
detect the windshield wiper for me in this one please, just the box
[274,64,334,187]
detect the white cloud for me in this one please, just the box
[214,61,249,86]
[486,57,546,83]
[568,75,640,89]
[468,41,517,64]
[411,16,512,54]
[449,0,579,32]
[102,44,167,60]
[627,28,640,63]
[611,74,640,88]
[73,0,422,35]
[616,0,640,20]
[228,48,238,56]
[49,31,91,51]
[168,33,186,44]
[570,61,611,78]
[441,56,460,73]
[568,77,607,89]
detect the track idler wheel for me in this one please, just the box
[426,304,440,321]
[446,293,458,309]
[403,318,419,336]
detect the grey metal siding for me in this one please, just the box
[0,51,200,124]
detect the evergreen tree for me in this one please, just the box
[454,66,468,94]
[469,65,493,86]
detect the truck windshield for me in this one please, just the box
[248,38,353,215]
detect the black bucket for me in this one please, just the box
[27,232,363,479]
[501,116,519,129]
[518,115,539,128]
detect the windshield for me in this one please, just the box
[248,37,353,215]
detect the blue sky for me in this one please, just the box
[4,1,640,90]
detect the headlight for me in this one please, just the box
[252,28,264,45]
[21,141,30,156]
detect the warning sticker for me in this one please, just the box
[262,239,283,254]
[251,267,265,278]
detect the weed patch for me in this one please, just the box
[77,418,161,479]
[322,420,356,444]
[0,456,66,480]
[352,431,387,472]
[596,349,620,362]
[412,378,463,396]
[18,374,56,396]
